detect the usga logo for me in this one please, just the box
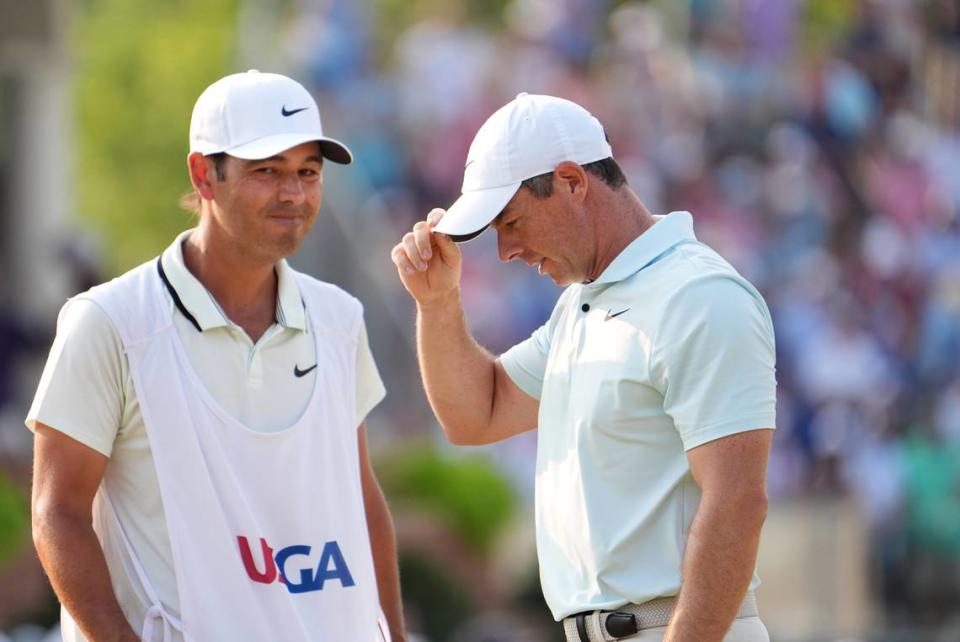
[237,536,355,594]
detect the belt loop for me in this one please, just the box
[576,613,589,642]
[590,610,605,641]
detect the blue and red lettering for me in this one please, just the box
[236,536,355,594]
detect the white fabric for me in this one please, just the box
[189,70,352,163]
[500,212,777,620]
[26,232,386,641]
[434,93,613,238]
[98,493,184,642]
[78,259,384,640]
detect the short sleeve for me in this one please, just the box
[354,320,386,426]
[501,287,578,399]
[650,276,777,451]
[25,298,127,456]
[500,321,551,400]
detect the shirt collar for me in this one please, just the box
[159,229,307,332]
[587,211,697,286]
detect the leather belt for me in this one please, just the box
[562,591,758,641]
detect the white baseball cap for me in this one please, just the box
[434,93,613,241]
[189,70,353,163]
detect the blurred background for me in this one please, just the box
[1,0,960,640]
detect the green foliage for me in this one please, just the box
[398,552,472,642]
[73,0,239,273]
[802,0,858,53]
[0,472,29,567]
[378,445,516,555]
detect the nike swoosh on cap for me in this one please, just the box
[281,105,309,117]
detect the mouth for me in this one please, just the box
[523,257,545,272]
[267,213,306,227]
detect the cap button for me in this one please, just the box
[247,69,260,74]
[516,92,529,99]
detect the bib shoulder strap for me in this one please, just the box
[78,258,173,348]
[293,271,362,344]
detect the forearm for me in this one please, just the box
[34,511,139,642]
[365,481,405,642]
[416,293,498,444]
[665,494,766,642]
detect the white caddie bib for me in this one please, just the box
[83,259,388,642]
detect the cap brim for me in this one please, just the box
[433,182,521,243]
[225,133,353,164]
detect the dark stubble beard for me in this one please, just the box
[257,203,319,261]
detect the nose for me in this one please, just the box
[278,172,306,205]
[497,230,523,263]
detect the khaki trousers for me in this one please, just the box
[616,616,769,642]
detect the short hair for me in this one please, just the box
[179,153,228,215]
[520,157,628,199]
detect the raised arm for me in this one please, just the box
[392,209,538,445]
[32,423,140,642]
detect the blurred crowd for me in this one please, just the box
[279,0,960,630]
[2,0,960,638]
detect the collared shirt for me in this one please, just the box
[26,229,385,641]
[501,211,777,620]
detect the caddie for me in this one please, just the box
[28,70,404,642]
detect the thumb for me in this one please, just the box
[433,229,461,263]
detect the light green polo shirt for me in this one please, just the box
[501,211,777,620]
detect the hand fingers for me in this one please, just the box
[390,242,418,275]
[426,208,445,228]
[412,221,433,263]
[401,232,428,271]
[432,227,459,262]
[392,209,459,277]
[424,209,461,262]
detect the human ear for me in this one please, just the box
[554,161,588,203]
[187,152,217,201]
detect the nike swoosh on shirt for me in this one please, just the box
[604,308,630,321]
[294,364,317,377]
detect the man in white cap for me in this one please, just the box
[391,93,776,642]
[29,70,404,641]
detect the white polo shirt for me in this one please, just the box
[501,211,777,620]
[26,229,386,640]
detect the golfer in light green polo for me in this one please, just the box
[390,93,776,642]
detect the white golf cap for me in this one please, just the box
[434,93,612,241]
[189,70,353,163]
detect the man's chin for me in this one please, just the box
[267,219,313,252]
[540,266,572,287]
[259,231,305,262]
